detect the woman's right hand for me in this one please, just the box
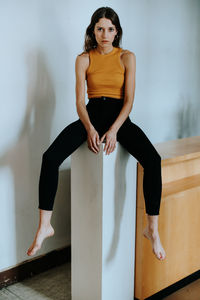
[87,126,100,153]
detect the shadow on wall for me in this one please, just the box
[176,94,200,139]
[0,48,56,265]
[19,48,56,260]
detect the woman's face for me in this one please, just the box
[93,18,118,48]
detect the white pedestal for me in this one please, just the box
[71,141,137,300]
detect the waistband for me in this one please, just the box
[88,96,124,102]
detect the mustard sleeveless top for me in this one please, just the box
[86,47,125,99]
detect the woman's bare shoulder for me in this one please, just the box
[77,51,89,58]
[75,51,89,70]
[121,49,136,58]
[120,49,136,70]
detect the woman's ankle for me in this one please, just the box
[38,209,53,228]
[38,222,52,229]
[146,214,158,231]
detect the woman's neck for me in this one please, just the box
[96,45,114,55]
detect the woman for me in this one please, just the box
[27,7,166,260]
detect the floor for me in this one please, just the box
[0,262,200,300]
[163,278,200,300]
[0,263,71,300]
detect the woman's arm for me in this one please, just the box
[75,53,100,153]
[100,51,136,155]
[109,51,136,132]
[75,54,93,132]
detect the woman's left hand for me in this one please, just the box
[100,128,117,155]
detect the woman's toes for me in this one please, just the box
[31,244,40,255]
[143,228,166,261]
[27,244,37,256]
[156,249,166,260]
[27,242,41,256]
[27,225,54,256]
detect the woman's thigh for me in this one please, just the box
[117,117,161,166]
[43,119,87,165]
[86,100,124,138]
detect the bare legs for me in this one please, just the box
[143,214,166,260]
[27,209,54,256]
[27,211,166,260]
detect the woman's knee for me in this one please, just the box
[154,151,161,164]
[144,150,161,169]
[42,149,60,168]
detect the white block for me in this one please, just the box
[71,141,137,300]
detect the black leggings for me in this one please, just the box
[38,97,162,215]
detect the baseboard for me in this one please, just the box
[1,247,199,298]
[0,246,71,289]
[134,269,200,300]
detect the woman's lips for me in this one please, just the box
[102,40,109,43]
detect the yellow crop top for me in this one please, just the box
[86,47,125,99]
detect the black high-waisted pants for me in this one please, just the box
[38,97,162,215]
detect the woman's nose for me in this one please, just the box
[102,30,108,38]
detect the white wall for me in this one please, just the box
[0,0,200,271]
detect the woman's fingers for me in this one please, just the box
[100,133,106,144]
[88,140,98,153]
[105,139,116,155]
[109,142,116,154]
[87,130,116,155]
[92,133,100,152]
[108,142,114,154]
[104,139,112,155]
[96,134,100,147]
[87,132,100,153]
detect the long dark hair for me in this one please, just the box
[83,7,123,52]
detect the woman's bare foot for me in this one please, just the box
[27,209,54,256]
[27,224,54,256]
[142,214,166,261]
[143,226,166,260]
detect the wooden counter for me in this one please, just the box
[134,136,200,300]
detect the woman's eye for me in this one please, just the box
[97,28,114,31]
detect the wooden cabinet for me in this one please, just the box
[134,136,200,300]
